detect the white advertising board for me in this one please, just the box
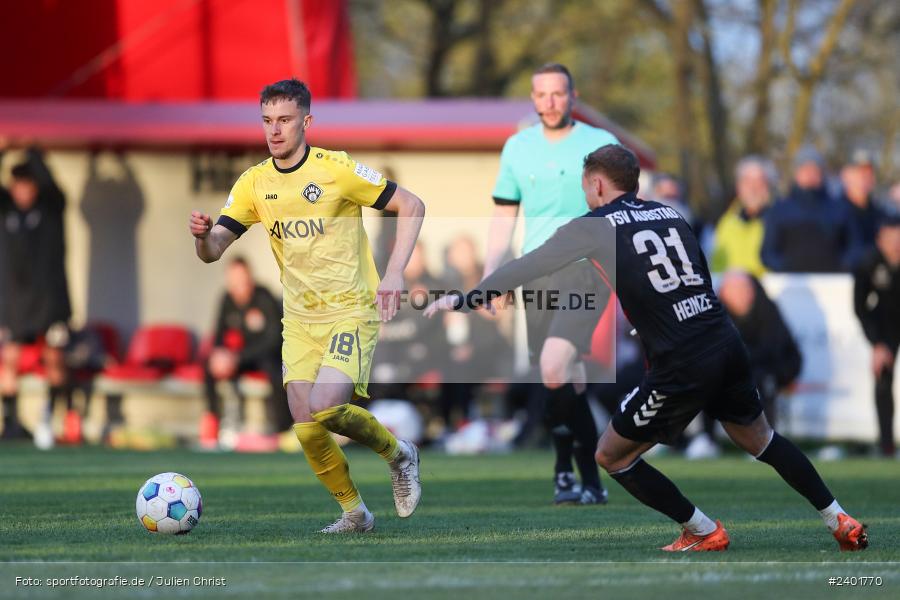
[761,274,899,443]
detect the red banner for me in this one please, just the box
[0,0,356,100]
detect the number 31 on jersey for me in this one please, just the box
[632,227,704,294]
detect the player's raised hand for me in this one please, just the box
[190,211,213,239]
[422,294,457,319]
[376,271,404,322]
[423,293,496,319]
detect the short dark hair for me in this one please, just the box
[260,78,311,113]
[229,256,250,269]
[533,63,574,90]
[583,144,640,192]
[10,162,35,182]
[877,213,900,230]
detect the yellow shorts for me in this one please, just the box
[282,318,380,398]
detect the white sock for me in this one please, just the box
[350,499,369,516]
[819,499,845,532]
[681,507,717,536]
[389,440,406,464]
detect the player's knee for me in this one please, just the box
[540,358,569,389]
[1,345,20,370]
[43,351,66,384]
[594,445,619,472]
[740,431,772,457]
[288,400,312,423]
[724,414,773,456]
[308,389,342,415]
[307,396,329,416]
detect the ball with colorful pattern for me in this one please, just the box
[136,472,202,534]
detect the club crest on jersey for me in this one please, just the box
[302,183,323,204]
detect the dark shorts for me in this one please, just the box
[1,321,70,347]
[611,332,763,445]
[523,260,605,361]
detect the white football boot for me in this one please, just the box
[34,420,55,451]
[389,440,421,517]
[319,506,375,534]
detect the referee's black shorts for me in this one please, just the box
[522,260,606,362]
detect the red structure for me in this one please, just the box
[0,99,656,167]
[0,0,356,100]
[0,0,656,167]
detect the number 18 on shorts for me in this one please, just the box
[282,319,379,398]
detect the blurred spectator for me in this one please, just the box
[853,216,900,457]
[710,156,775,277]
[200,257,288,448]
[440,235,512,430]
[651,173,699,230]
[589,301,645,418]
[718,271,802,426]
[888,182,900,216]
[683,271,802,459]
[370,241,448,401]
[839,150,882,267]
[762,147,857,272]
[0,147,71,447]
[651,172,714,252]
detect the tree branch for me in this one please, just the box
[808,0,857,79]
[779,0,802,80]
[637,0,673,24]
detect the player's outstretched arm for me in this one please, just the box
[190,210,238,263]
[478,217,603,297]
[422,293,496,319]
[425,217,611,318]
[376,186,425,322]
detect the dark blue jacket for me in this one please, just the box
[840,194,882,268]
[761,185,858,273]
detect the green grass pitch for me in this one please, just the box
[1,444,898,598]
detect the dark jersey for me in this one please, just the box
[853,247,900,348]
[213,285,282,368]
[472,191,734,366]
[0,148,71,337]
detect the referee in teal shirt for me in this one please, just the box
[486,63,618,505]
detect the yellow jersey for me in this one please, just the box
[218,145,395,323]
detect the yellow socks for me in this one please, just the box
[292,421,361,512]
[312,403,400,461]
[293,404,399,512]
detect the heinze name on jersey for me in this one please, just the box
[672,292,714,322]
[269,218,325,240]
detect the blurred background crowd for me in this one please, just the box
[0,0,898,458]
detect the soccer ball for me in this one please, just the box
[136,472,202,534]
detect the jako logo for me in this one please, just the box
[269,219,325,240]
[265,193,278,200]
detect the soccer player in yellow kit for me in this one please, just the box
[189,79,425,533]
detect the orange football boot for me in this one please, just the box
[661,520,730,552]
[833,514,868,551]
[61,410,83,445]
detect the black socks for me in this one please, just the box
[546,384,602,490]
[610,458,695,523]
[756,432,834,511]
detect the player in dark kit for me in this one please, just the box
[426,144,868,552]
